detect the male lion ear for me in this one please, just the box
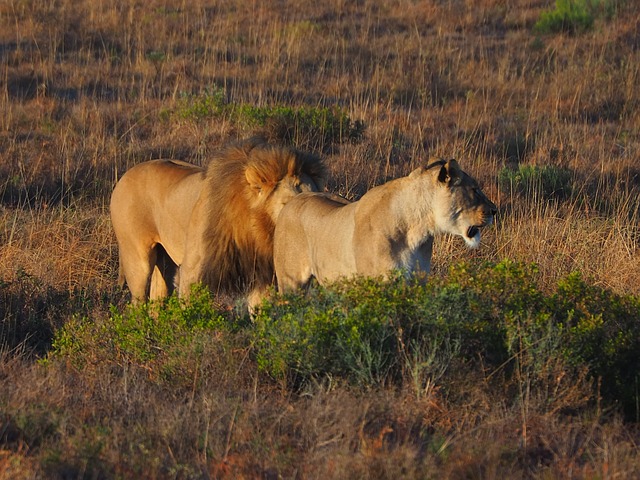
[245,166,267,191]
[314,176,327,192]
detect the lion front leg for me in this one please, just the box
[178,242,201,300]
[246,285,270,315]
[177,257,201,299]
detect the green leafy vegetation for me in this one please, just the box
[256,261,640,416]
[255,261,640,417]
[498,164,573,199]
[554,272,640,418]
[534,0,620,34]
[49,285,234,386]
[44,261,640,418]
[176,87,227,121]
[176,87,365,148]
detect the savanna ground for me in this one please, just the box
[1,0,640,478]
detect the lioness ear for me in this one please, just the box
[439,159,462,186]
[437,164,448,183]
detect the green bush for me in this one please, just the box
[553,272,640,419]
[534,0,619,34]
[236,103,365,147]
[177,87,226,121]
[254,261,640,418]
[253,262,546,388]
[175,86,364,147]
[50,285,232,384]
[253,277,404,387]
[498,164,573,199]
[48,263,640,418]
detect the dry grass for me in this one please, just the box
[1,0,640,477]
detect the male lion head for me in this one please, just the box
[244,141,327,221]
[428,158,497,249]
[180,137,327,305]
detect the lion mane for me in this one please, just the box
[180,138,327,304]
[110,137,326,308]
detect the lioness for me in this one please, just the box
[110,138,326,307]
[273,158,497,292]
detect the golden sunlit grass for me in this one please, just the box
[0,205,115,290]
[1,0,639,477]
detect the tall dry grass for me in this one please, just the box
[1,0,640,477]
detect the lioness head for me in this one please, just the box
[244,144,326,221]
[427,158,497,248]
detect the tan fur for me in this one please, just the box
[110,138,327,306]
[274,158,497,292]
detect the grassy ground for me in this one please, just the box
[1,0,640,478]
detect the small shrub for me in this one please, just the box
[238,104,365,148]
[253,277,404,387]
[50,285,231,385]
[498,164,573,199]
[174,87,364,148]
[553,272,640,419]
[534,0,619,34]
[177,87,226,121]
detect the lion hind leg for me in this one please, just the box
[118,244,158,304]
[178,248,204,299]
[149,245,178,300]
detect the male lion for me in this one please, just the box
[110,138,327,307]
[273,158,497,292]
